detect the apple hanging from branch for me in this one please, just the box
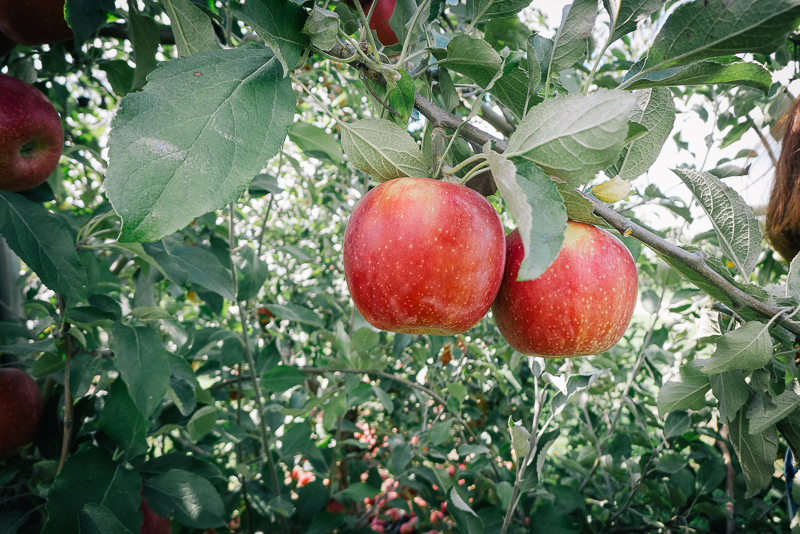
[0,368,43,456]
[0,74,64,192]
[492,221,638,357]
[344,177,506,335]
[0,0,73,46]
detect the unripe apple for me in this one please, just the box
[0,0,73,46]
[492,221,638,357]
[0,74,64,192]
[0,368,43,456]
[343,177,505,335]
[140,491,171,534]
[363,0,399,45]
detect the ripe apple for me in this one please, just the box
[363,0,399,45]
[0,74,64,192]
[140,492,171,534]
[492,221,638,357]
[343,177,505,335]
[0,368,43,456]
[0,0,73,46]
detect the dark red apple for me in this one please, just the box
[492,221,638,357]
[0,368,43,456]
[0,0,73,46]
[364,0,399,46]
[0,74,64,192]
[140,491,171,534]
[0,28,15,57]
[343,177,505,335]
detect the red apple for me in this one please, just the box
[364,0,399,45]
[492,221,638,357]
[0,74,64,192]
[140,491,171,534]
[0,0,73,46]
[343,177,505,335]
[0,368,43,456]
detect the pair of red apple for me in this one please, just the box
[343,177,638,357]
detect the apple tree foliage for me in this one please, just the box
[1,0,800,532]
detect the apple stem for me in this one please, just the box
[56,294,75,475]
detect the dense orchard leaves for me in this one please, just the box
[5,0,800,532]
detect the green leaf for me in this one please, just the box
[473,0,531,21]
[701,321,772,375]
[342,482,380,501]
[161,0,218,57]
[430,420,453,445]
[0,192,88,302]
[505,90,637,186]
[79,504,135,534]
[602,0,664,44]
[143,237,234,300]
[129,10,159,91]
[105,46,295,242]
[66,0,115,44]
[128,306,174,322]
[288,122,344,164]
[673,168,762,279]
[434,34,501,87]
[98,380,149,459]
[438,67,459,113]
[111,323,170,416]
[657,361,710,417]
[235,246,269,302]
[607,88,675,180]
[549,0,597,74]
[387,69,416,122]
[493,67,538,119]
[187,405,218,440]
[391,442,413,474]
[747,390,800,435]
[487,153,566,281]
[787,253,800,300]
[709,370,749,424]
[99,60,135,97]
[302,5,339,50]
[638,0,800,75]
[728,407,779,498]
[42,444,142,534]
[266,303,324,328]
[555,183,611,227]
[695,456,725,496]
[778,410,800,462]
[261,365,307,393]
[509,418,531,460]
[340,118,430,182]
[664,410,691,439]
[625,59,772,93]
[448,487,484,534]
[231,0,309,75]
[143,470,226,528]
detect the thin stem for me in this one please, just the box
[584,39,611,95]
[500,384,546,534]
[255,192,275,259]
[459,160,491,184]
[327,414,344,501]
[56,294,75,475]
[228,205,288,533]
[395,0,432,66]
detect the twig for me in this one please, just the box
[747,113,777,168]
[716,425,735,534]
[228,205,289,534]
[56,294,75,475]
[480,102,515,137]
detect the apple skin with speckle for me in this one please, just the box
[344,177,506,335]
[0,74,64,192]
[0,368,43,456]
[492,221,638,357]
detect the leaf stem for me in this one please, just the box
[56,294,75,475]
[395,0,433,66]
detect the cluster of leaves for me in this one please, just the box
[2,0,800,533]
